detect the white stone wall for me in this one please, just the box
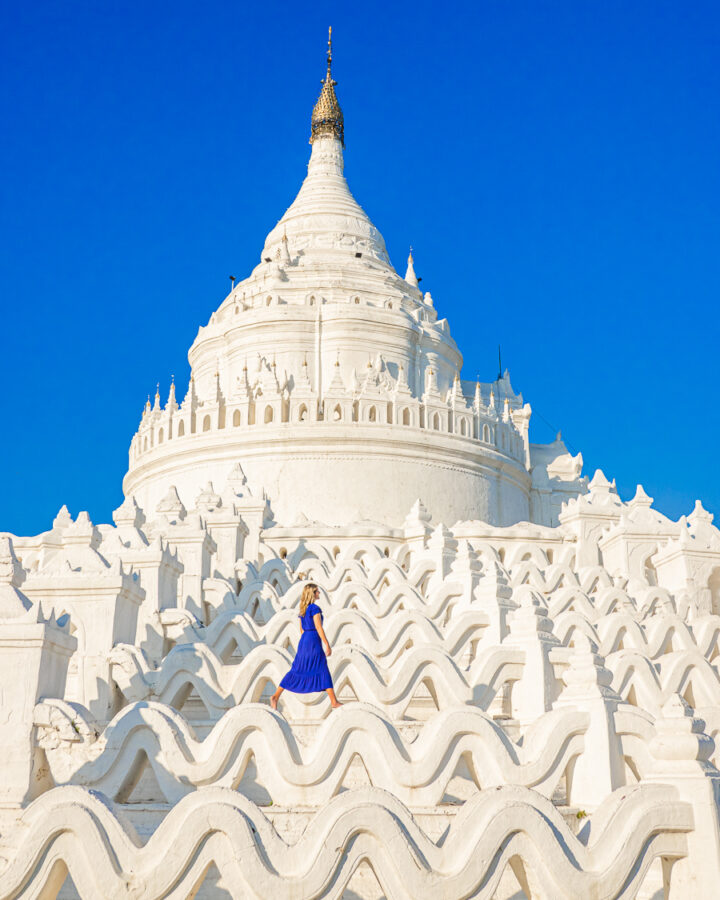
[2,471,720,897]
[125,423,532,529]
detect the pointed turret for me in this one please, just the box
[156,485,187,522]
[181,375,197,412]
[167,376,178,413]
[394,363,412,397]
[296,355,314,392]
[424,367,441,400]
[404,248,419,288]
[629,484,654,509]
[236,361,250,400]
[310,27,344,146]
[473,380,483,412]
[449,372,463,407]
[326,356,345,395]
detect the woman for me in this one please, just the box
[271,582,342,709]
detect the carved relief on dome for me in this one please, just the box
[264,212,389,263]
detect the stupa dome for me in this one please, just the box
[122,37,586,530]
[260,134,392,269]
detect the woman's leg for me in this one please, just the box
[326,688,342,708]
[270,686,284,709]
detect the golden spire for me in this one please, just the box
[310,26,344,146]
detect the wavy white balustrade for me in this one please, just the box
[34,700,589,805]
[238,550,440,604]
[0,784,692,900]
[4,490,720,897]
[555,611,720,659]
[150,606,491,668]
[246,578,479,624]
[109,641,526,719]
[608,648,720,713]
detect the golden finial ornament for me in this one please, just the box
[310,26,344,146]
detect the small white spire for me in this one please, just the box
[326,358,346,395]
[404,247,419,288]
[181,374,197,411]
[167,376,178,412]
[424,367,440,398]
[473,380,482,411]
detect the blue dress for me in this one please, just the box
[279,603,333,693]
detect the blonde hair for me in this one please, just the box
[299,583,318,617]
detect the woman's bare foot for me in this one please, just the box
[326,688,342,708]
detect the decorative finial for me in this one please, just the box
[310,27,344,146]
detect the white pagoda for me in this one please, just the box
[1,31,720,900]
[123,31,584,531]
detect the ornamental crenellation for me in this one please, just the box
[130,357,527,466]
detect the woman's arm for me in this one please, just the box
[314,613,331,657]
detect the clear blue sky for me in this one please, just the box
[1,0,718,536]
